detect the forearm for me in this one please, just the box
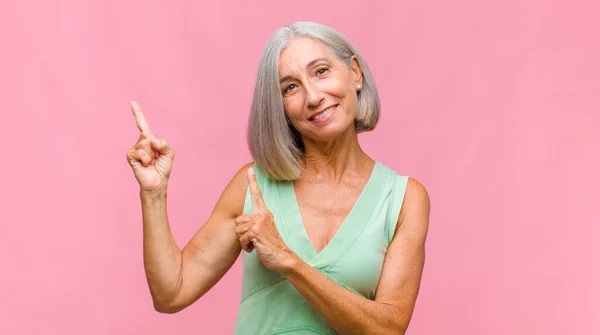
[280,254,405,335]
[140,185,183,308]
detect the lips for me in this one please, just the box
[309,105,338,121]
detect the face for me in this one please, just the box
[278,37,363,142]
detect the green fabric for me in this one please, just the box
[233,161,408,334]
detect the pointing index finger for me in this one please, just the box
[130,101,151,133]
[248,167,266,211]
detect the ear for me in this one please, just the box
[350,55,363,87]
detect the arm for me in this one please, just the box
[142,162,252,313]
[279,177,430,334]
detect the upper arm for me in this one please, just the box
[374,177,430,329]
[170,162,253,310]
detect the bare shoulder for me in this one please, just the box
[395,177,430,236]
[211,161,254,219]
[405,177,430,209]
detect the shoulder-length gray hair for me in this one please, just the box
[248,21,380,181]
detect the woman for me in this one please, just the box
[126,21,430,334]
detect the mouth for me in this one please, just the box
[309,105,338,122]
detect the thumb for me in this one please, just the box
[150,138,174,157]
[248,167,266,211]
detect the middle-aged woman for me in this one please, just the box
[126,21,430,334]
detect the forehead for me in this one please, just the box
[279,37,335,72]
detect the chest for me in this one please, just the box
[240,161,398,299]
[293,180,365,254]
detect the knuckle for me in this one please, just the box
[135,139,147,149]
[129,149,138,159]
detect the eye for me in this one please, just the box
[283,83,297,95]
[316,67,329,75]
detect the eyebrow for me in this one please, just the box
[279,57,329,84]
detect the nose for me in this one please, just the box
[304,81,324,109]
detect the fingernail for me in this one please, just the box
[153,138,160,146]
[248,167,254,175]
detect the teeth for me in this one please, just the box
[313,106,335,120]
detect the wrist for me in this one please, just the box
[277,248,302,275]
[140,184,168,202]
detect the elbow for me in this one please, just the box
[392,318,410,335]
[372,304,410,335]
[395,324,408,335]
[358,318,407,335]
[149,283,188,314]
[154,305,180,314]
[388,316,409,335]
[150,281,203,314]
[152,298,185,314]
[371,323,407,335]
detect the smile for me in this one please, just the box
[309,105,337,122]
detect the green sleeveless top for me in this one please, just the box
[233,161,409,335]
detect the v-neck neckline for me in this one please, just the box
[283,161,381,267]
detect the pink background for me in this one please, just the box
[1,0,598,334]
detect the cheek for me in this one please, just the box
[284,97,304,119]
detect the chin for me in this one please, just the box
[305,121,354,142]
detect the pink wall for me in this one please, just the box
[1,0,598,334]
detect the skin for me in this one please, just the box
[126,37,429,334]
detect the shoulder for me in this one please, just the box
[375,162,429,229]
[395,177,430,236]
[226,161,255,192]
[405,178,430,209]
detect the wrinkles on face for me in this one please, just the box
[279,37,359,143]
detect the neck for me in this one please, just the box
[300,125,372,183]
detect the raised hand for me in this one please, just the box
[125,101,175,192]
[234,168,296,272]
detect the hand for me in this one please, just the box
[235,168,296,272]
[125,101,175,192]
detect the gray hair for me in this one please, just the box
[247,21,380,181]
